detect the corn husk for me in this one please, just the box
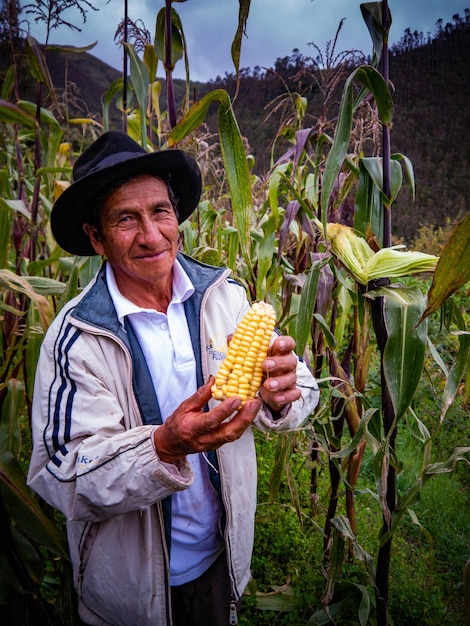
[366,246,439,282]
[318,221,439,285]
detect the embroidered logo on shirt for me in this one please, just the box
[206,333,228,362]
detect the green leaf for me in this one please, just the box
[231,0,251,95]
[269,432,291,502]
[354,65,394,125]
[321,72,353,230]
[358,156,403,208]
[321,65,392,228]
[355,158,384,242]
[0,380,24,458]
[18,101,60,128]
[423,446,470,477]
[46,42,97,54]
[9,525,45,587]
[255,218,276,300]
[102,77,124,132]
[441,332,470,421]
[313,313,336,349]
[143,43,158,82]
[217,94,253,267]
[123,43,150,145]
[25,307,44,401]
[422,212,470,319]
[294,261,322,356]
[155,7,184,71]
[254,592,300,612]
[25,36,60,112]
[360,2,392,62]
[0,99,38,127]
[0,452,68,558]
[392,152,415,200]
[1,65,14,100]
[169,89,252,269]
[378,286,428,420]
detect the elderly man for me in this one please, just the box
[27,131,319,626]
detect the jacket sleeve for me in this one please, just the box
[27,319,193,523]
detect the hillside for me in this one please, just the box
[202,16,470,240]
[1,13,469,241]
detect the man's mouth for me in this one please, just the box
[135,249,167,260]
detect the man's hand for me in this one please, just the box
[153,378,262,463]
[259,336,301,415]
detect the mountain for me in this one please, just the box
[1,13,469,241]
[200,16,470,241]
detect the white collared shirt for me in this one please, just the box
[106,260,223,585]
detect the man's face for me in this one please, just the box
[85,175,179,304]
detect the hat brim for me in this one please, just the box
[51,149,202,256]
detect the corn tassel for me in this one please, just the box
[211,301,276,404]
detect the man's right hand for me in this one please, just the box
[153,377,262,463]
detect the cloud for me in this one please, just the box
[26,0,469,82]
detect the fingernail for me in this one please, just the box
[277,338,286,349]
[265,359,276,370]
[230,398,242,410]
[268,379,279,390]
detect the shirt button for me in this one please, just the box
[161,322,168,330]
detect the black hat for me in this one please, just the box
[51,130,202,256]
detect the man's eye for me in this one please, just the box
[154,205,173,216]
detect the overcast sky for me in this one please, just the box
[26,0,469,82]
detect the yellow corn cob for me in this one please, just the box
[211,301,276,405]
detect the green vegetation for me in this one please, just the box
[242,345,469,625]
[0,1,468,625]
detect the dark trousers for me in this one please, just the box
[170,551,240,626]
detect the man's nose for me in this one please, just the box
[136,219,161,245]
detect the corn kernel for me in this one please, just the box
[211,302,276,406]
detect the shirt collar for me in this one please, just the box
[105,258,195,327]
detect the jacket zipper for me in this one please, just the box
[229,601,238,625]
[217,450,241,626]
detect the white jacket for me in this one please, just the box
[27,254,320,625]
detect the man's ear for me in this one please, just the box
[83,223,105,256]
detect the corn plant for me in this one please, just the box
[97,5,470,623]
[0,7,102,622]
[0,1,468,624]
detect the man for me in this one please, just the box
[27,130,320,626]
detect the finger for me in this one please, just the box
[260,369,301,410]
[268,335,296,356]
[179,377,214,413]
[202,396,245,430]
[263,352,298,377]
[263,370,298,394]
[260,386,301,411]
[215,398,262,442]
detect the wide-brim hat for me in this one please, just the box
[51,130,202,256]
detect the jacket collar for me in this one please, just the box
[71,253,228,334]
